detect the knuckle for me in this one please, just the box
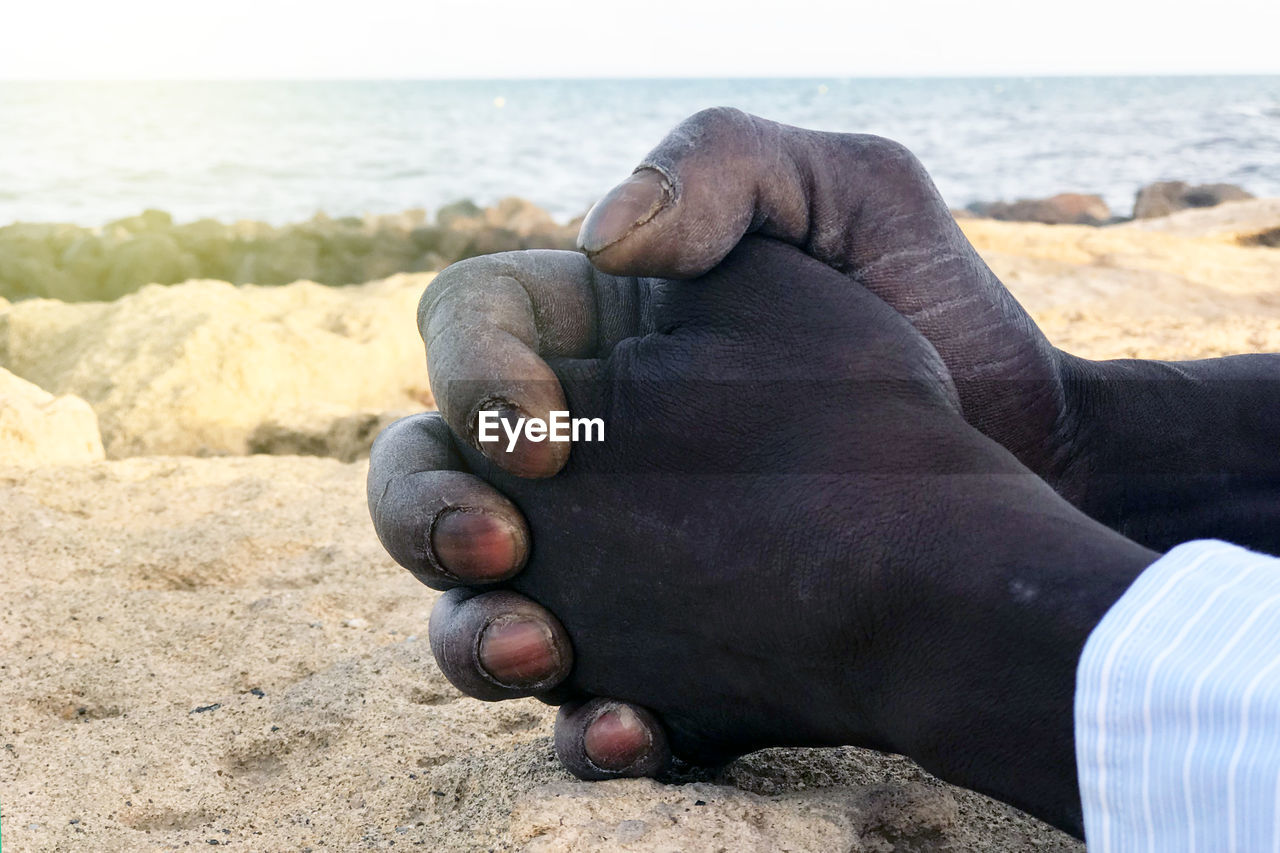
[856,134,929,183]
[682,106,756,142]
[371,411,446,455]
[416,252,516,333]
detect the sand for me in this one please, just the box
[1,203,1277,851]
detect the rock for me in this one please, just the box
[968,193,1112,226]
[0,275,434,457]
[365,209,428,231]
[0,223,69,301]
[0,367,104,466]
[1246,228,1280,248]
[0,252,62,302]
[247,406,412,463]
[234,231,323,285]
[173,218,235,279]
[410,225,472,260]
[106,208,174,234]
[1133,181,1255,219]
[57,235,109,300]
[0,201,582,303]
[485,197,558,238]
[99,232,199,299]
[511,779,962,852]
[436,199,484,228]
[461,227,524,259]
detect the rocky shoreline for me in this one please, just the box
[0,198,580,303]
[963,179,1258,226]
[2,181,1272,306]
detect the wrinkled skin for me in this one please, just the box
[371,238,1157,836]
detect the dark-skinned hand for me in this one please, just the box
[369,237,1157,836]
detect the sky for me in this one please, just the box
[4,0,1280,79]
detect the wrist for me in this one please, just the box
[871,470,1157,836]
[1053,352,1280,553]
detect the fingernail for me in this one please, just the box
[472,403,568,479]
[478,616,562,687]
[578,169,672,254]
[584,705,653,771]
[431,509,525,582]
[471,402,525,448]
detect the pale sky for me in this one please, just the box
[4,0,1279,79]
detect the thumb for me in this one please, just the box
[577,107,1066,473]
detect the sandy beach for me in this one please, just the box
[2,198,1278,851]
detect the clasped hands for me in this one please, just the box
[366,109,1279,838]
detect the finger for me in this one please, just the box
[576,107,1060,461]
[554,697,671,780]
[429,588,573,701]
[419,249,642,479]
[368,412,530,589]
[578,107,951,283]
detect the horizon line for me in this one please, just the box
[3,71,1280,83]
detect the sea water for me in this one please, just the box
[1,76,1277,226]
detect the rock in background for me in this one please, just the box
[0,199,581,303]
[0,367,105,466]
[0,275,434,457]
[966,193,1113,225]
[1133,181,1255,219]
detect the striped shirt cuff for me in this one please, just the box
[1076,539,1280,852]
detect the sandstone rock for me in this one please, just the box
[1133,181,1254,219]
[968,193,1112,226]
[0,367,104,465]
[0,275,434,457]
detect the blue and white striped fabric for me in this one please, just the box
[1077,540,1280,852]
